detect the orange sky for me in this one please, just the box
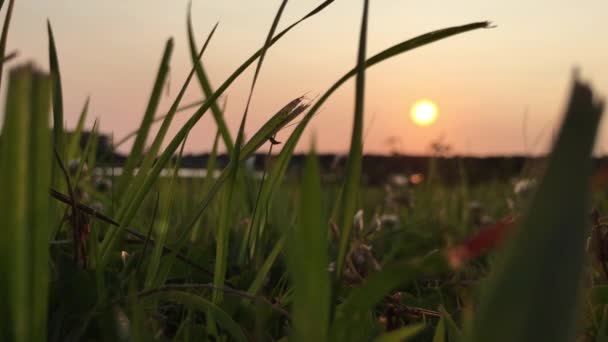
[3,1,607,156]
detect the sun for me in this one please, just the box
[410,100,438,126]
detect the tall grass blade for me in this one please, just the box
[115,39,174,196]
[187,7,233,152]
[468,74,605,342]
[287,145,331,342]
[47,21,64,158]
[335,0,369,279]
[433,315,447,342]
[247,236,285,295]
[0,64,52,342]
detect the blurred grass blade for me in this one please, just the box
[145,291,247,342]
[597,305,608,342]
[335,0,369,279]
[115,39,174,196]
[287,146,330,342]
[0,64,52,342]
[469,75,605,342]
[372,323,426,342]
[66,97,89,161]
[187,7,233,152]
[439,305,462,342]
[433,315,447,342]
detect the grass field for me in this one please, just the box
[0,1,607,341]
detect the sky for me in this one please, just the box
[2,0,608,156]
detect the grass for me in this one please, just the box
[0,1,606,341]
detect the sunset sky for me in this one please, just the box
[4,0,608,156]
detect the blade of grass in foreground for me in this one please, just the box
[188,6,233,152]
[115,39,174,197]
[468,74,605,342]
[0,64,52,342]
[48,21,66,205]
[288,145,330,342]
[336,0,369,280]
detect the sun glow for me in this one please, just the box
[410,100,438,126]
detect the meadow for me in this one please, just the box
[0,0,607,341]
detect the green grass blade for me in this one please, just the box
[288,145,331,342]
[372,323,426,342]
[335,0,369,279]
[0,0,14,92]
[27,67,53,342]
[146,290,247,342]
[597,305,608,342]
[66,97,89,161]
[439,305,462,342]
[0,64,51,342]
[468,75,605,342]
[0,65,33,342]
[187,7,233,152]
[247,236,285,296]
[115,39,174,196]
[433,315,447,342]
[47,20,64,157]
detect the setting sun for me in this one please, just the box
[410,100,438,126]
